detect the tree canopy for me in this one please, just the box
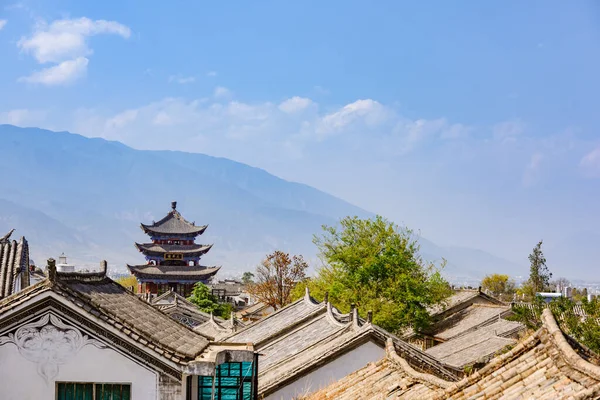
[115,275,138,293]
[187,282,233,318]
[241,271,255,285]
[528,240,552,292]
[481,274,515,302]
[247,250,309,310]
[519,240,552,300]
[293,215,451,333]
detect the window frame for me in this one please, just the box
[55,381,132,400]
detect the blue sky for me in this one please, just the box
[1,0,599,271]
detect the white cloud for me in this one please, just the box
[0,20,7,30]
[18,17,130,63]
[46,96,478,170]
[105,109,138,129]
[318,99,389,136]
[0,109,46,126]
[214,86,232,99]
[522,152,543,186]
[580,147,600,178]
[18,57,89,85]
[206,71,217,77]
[493,119,525,143]
[278,97,314,114]
[17,17,130,85]
[168,75,196,84]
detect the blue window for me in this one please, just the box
[198,362,254,400]
[56,382,131,400]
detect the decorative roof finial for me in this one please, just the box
[367,310,373,324]
[304,285,312,303]
[100,260,107,277]
[323,291,329,304]
[171,201,177,210]
[0,228,15,243]
[47,258,56,283]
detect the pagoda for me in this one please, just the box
[128,201,220,296]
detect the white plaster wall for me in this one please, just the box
[0,342,158,400]
[265,341,385,400]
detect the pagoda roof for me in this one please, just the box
[141,203,207,236]
[135,242,213,257]
[127,264,220,281]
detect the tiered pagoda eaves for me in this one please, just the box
[127,201,220,296]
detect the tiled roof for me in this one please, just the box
[225,290,324,345]
[194,314,242,341]
[0,260,211,364]
[303,339,447,400]
[425,304,513,341]
[135,242,213,256]
[0,230,29,299]
[127,264,220,281]
[223,289,461,397]
[428,289,505,317]
[141,209,207,236]
[303,309,600,400]
[425,319,521,368]
[235,301,272,318]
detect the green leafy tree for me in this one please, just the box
[510,296,600,353]
[527,240,552,295]
[187,282,232,318]
[241,271,255,285]
[295,216,451,333]
[115,275,138,293]
[481,274,516,301]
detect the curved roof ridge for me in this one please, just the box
[385,338,451,389]
[302,286,321,307]
[326,301,350,327]
[541,307,600,380]
[437,330,540,398]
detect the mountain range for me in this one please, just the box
[0,124,529,281]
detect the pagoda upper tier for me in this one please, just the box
[129,201,219,296]
[141,201,208,238]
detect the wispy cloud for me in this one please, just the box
[18,57,89,85]
[17,17,130,85]
[522,152,543,187]
[493,119,525,143]
[580,147,600,178]
[206,71,217,77]
[214,86,232,99]
[0,20,7,30]
[278,97,314,114]
[168,75,196,84]
[0,108,47,126]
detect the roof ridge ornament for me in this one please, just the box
[351,304,361,328]
[0,228,15,243]
[326,301,347,327]
[304,286,311,303]
[171,201,177,210]
[47,258,56,284]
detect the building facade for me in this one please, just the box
[0,258,258,400]
[128,202,220,297]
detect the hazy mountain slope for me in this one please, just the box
[0,124,522,280]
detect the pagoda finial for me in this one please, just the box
[171,201,177,210]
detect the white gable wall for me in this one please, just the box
[265,340,385,400]
[0,336,158,400]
